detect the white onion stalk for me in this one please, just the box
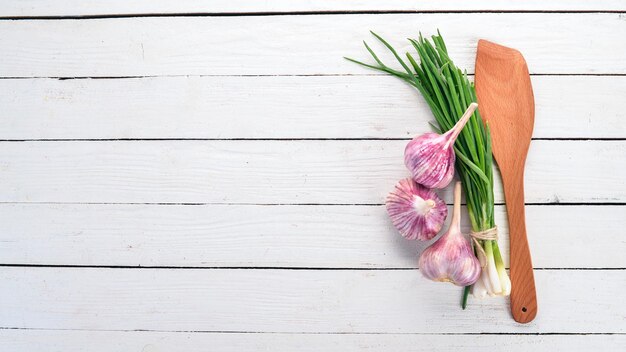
[473,240,511,297]
[471,271,488,298]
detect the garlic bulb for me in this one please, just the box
[418,182,481,286]
[404,103,478,188]
[386,178,447,241]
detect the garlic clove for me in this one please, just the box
[386,178,447,241]
[404,103,478,189]
[418,182,481,286]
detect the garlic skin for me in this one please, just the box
[386,178,447,241]
[418,182,481,286]
[404,103,478,188]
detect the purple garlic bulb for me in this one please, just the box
[418,182,481,286]
[386,178,448,241]
[404,103,478,188]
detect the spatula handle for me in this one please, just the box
[503,170,537,323]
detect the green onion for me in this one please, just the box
[346,31,509,308]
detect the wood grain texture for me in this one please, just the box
[3,330,625,352]
[0,140,623,204]
[476,40,537,323]
[1,204,623,268]
[1,0,624,16]
[1,268,623,333]
[1,13,625,77]
[2,75,624,139]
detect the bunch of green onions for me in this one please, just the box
[346,31,510,308]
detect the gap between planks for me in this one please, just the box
[0,202,623,206]
[2,73,626,80]
[0,326,624,335]
[3,329,624,352]
[0,138,624,142]
[1,0,625,18]
[1,10,626,21]
[0,265,622,271]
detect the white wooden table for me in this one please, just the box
[1,1,625,351]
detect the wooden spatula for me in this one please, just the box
[475,40,537,323]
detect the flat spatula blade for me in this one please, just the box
[475,40,538,324]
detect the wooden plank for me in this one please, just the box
[2,329,625,352]
[1,1,624,17]
[0,140,623,204]
[2,75,624,139]
[0,14,625,77]
[0,204,622,268]
[0,268,623,333]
